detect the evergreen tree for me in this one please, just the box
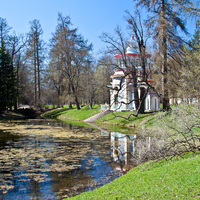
[0,37,17,113]
[0,18,17,113]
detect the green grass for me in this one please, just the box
[43,104,71,109]
[96,111,157,128]
[58,105,101,121]
[41,105,101,121]
[68,154,200,200]
[41,106,158,130]
[41,107,69,119]
[41,106,159,130]
[41,105,102,129]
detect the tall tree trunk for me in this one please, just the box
[36,39,41,109]
[34,36,37,107]
[139,87,145,113]
[74,95,81,110]
[89,97,93,109]
[132,69,139,111]
[161,0,170,111]
[69,102,72,109]
[139,41,146,114]
[71,84,81,110]
[57,86,61,108]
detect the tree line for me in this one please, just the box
[0,13,111,113]
[0,0,199,114]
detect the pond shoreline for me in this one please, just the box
[0,119,130,199]
[1,106,199,199]
[0,108,46,120]
[40,106,157,132]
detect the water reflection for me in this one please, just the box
[0,120,161,199]
[108,132,153,173]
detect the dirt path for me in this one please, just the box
[84,110,112,123]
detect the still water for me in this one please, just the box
[0,120,156,199]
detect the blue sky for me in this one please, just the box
[0,0,136,57]
[0,0,196,58]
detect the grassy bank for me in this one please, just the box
[41,105,101,121]
[41,105,158,130]
[96,111,157,128]
[41,105,103,128]
[68,154,200,199]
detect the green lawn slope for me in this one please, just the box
[68,154,200,200]
[41,106,157,129]
[41,105,102,127]
[58,105,101,121]
[96,111,157,128]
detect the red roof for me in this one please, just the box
[114,53,151,59]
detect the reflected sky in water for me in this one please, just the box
[0,120,155,199]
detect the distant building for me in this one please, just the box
[108,37,160,111]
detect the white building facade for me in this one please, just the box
[109,38,160,112]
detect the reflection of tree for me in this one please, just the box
[0,120,117,199]
[0,130,20,149]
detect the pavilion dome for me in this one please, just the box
[126,35,139,54]
[114,35,151,58]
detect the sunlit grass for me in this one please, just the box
[96,111,157,128]
[58,106,101,121]
[42,106,159,129]
[41,105,101,121]
[43,104,71,109]
[68,154,200,199]
[41,107,69,118]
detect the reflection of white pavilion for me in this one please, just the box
[108,37,160,111]
[111,132,136,165]
[110,132,152,172]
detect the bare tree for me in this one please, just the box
[126,10,151,114]
[101,26,141,112]
[101,18,158,117]
[94,56,113,105]
[49,13,92,110]
[155,105,200,161]
[26,19,45,109]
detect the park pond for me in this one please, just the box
[0,119,163,199]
